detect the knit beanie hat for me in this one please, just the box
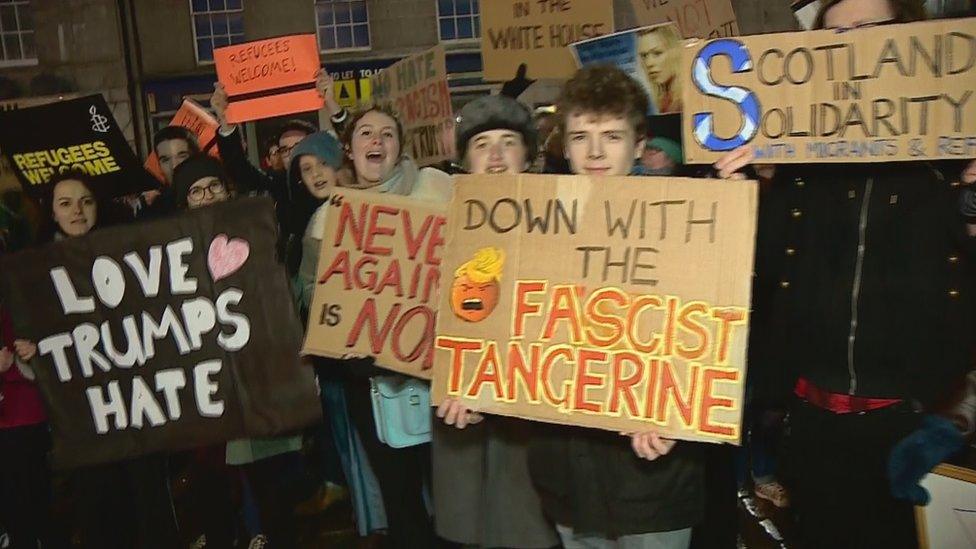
[287,131,344,185]
[455,95,538,163]
[172,154,226,208]
[646,136,684,165]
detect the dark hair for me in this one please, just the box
[557,65,649,139]
[37,170,105,243]
[262,135,280,157]
[813,0,926,29]
[340,106,405,165]
[152,126,201,154]
[275,119,317,145]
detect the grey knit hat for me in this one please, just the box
[455,95,538,163]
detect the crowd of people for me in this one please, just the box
[2,0,976,548]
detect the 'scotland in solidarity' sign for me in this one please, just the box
[682,17,976,163]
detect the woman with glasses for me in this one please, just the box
[172,154,309,548]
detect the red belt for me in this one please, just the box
[794,378,902,414]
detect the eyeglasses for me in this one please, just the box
[188,180,226,201]
[830,18,896,33]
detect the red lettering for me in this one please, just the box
[364,205,398,255]
[436,337,483,394]
[334,202,369,249]
[466,342,505,399]
[513,281,545,337]
[345,299,399,355]
[699,368,739,438]
[401,211,434,260]
[317,250,351,288]
[572,349,607,413]
[609,352,644,416]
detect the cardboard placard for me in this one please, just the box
[0,94,156,200]
[431,174,756,443]
[572,23,684,114]
[916,464,976,549]
[302,189,447,378]
[630,0,738,39]
[480,0,614,80]
[0,198,321,469]
[682,17,976,164]
[144,99,222,183]
[370,45,455,167]
[214,34,324,124]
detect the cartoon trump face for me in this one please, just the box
[451,247,504,323]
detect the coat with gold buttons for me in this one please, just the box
[749,161,976,409]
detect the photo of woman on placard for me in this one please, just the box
[638,24,683,113]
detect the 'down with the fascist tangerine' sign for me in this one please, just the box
[431,174,757,444]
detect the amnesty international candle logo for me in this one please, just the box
[431,174,758,444]
[0,94,155,199]
[89,105,110,133]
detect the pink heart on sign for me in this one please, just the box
[208,234,250,282]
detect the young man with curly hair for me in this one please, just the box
[527,65,704,549]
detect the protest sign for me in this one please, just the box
[214,34,324,124]
[370,45,455,167]
[572,23,684,114]
[630,0,738,39]
[431,174,756,444]
[0,197,321,469]
[144,99,221,183]
[682,17,976,163]
[0,94,155,200]
[302,189,447,379]
[480,0,613,80]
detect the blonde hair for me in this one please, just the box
[639,26,683,112]
[455,247,505,283]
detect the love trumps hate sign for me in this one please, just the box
[0,198,321,469]
[431,174,757,444]
[302,189,447,378]
[682,17,976,163]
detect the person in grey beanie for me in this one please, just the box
[432,94,558,549]
[454,94,538,175]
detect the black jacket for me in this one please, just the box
[216,127,307,273]
[750,162,976,409]
[528,425,705,537]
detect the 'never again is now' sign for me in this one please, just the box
[302,189,447,378]
[0,198,321,469]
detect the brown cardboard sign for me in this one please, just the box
[370,45,454,167]
[302,188,448,379]
[682,17,976,164]
[431,174,756,444]
[0,198,321,469]
[630,0,738,39]
[480,0,614,80]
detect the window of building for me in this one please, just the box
[315,0,370,52]
[190,0,245,64]
[0,0,36,66]
[437,0,480,41]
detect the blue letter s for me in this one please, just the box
[691,39,760,152]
